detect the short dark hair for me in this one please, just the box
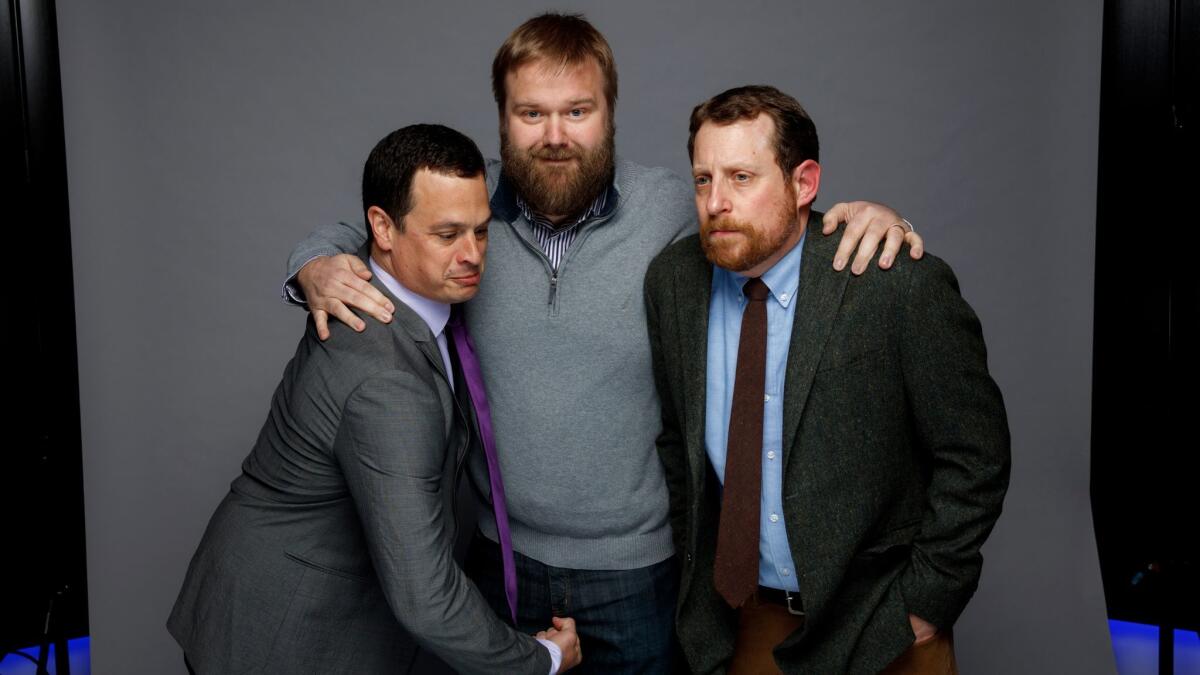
[491,13,618,116]
[361,124,485,239]
[687,85,819,177]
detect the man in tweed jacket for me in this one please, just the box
[644,86,1010,674]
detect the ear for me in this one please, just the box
[790,159,821,210]
[367,206,396,251]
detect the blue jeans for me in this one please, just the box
[464,529,679,674]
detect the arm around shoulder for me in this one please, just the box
[285,220,371,281]
[284,221,394,339]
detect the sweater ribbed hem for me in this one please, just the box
[478,517,676,571]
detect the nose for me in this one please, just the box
[543,114,567,147]
[457,232,482,266]
[705,180,730,217]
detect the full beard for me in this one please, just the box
[700,200,800,273]
[501,126,615,220]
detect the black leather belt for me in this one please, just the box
[756,586,806,617]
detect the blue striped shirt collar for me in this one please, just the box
[514,187,610,237]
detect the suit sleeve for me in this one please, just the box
[282,220,370,305]
[334,372,550,675]
[896,256,1011,630]
[644,261,689,554]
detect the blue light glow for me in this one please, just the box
[1109,620,1200,675]
[0,636,90,675]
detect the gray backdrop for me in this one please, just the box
[57,1,1110,672]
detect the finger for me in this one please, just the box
[313,309,331,341]
[906,231,925,259]
[347,254,374,281]
[327,300,367,333]
[877,225,906,269]
[851,225,885,275]
[832,215,867,272]
[822,202,851,235]
[339,269,394,314]
[336,279,394,323]
[554,617,576,631]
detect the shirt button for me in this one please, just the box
[780,293,789,301]
[764,394,771,402]
[769,514,780,523]
[767,451,777,460]
[782,568,791,576]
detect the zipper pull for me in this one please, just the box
[549,275,558,305]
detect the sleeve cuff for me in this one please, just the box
[281,255,328,306]
[536,637,562,675]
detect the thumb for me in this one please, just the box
[349,255,373,280]
[822,202,851,234]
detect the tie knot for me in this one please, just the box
[447,305,464,328]
[742,277,770,302]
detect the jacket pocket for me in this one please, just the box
[856,519,922,558]
[815,346,886,373]
[283,550,372,583]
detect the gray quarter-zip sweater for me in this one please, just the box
[286,158,695,569]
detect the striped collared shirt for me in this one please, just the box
[515,188,610,271]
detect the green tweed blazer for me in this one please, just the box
[643,219,1011,674]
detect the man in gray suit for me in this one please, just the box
[168,124,580,674]
[644,86,1009,673]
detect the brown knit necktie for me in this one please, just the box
[713,277,770,609]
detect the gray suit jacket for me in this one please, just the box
[168,273,549,675]
[644,220,1010,674]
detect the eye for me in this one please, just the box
[523,110,541,120]
[734,173,751,182]
[694,176,711,187]
[475,226,489,239]
[437,232,457,241]
[569,108,585,118]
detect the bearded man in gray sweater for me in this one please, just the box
[282,13,923,673]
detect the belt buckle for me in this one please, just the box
[783,591,805,617]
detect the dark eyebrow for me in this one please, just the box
[431,215,492,230]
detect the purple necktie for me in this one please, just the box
[447,307,518,624]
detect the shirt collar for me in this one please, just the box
[514,186,611,236]
[720,232,806,309]
[368,258,451,338]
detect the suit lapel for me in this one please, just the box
[359,246,452,388]
[781,219,850,466]
[676,245,714,491]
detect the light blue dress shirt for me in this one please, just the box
[705,234,805,592]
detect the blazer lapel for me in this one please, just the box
[781,218,850,466]
[359,245,452,388]
[676,245,714,491]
